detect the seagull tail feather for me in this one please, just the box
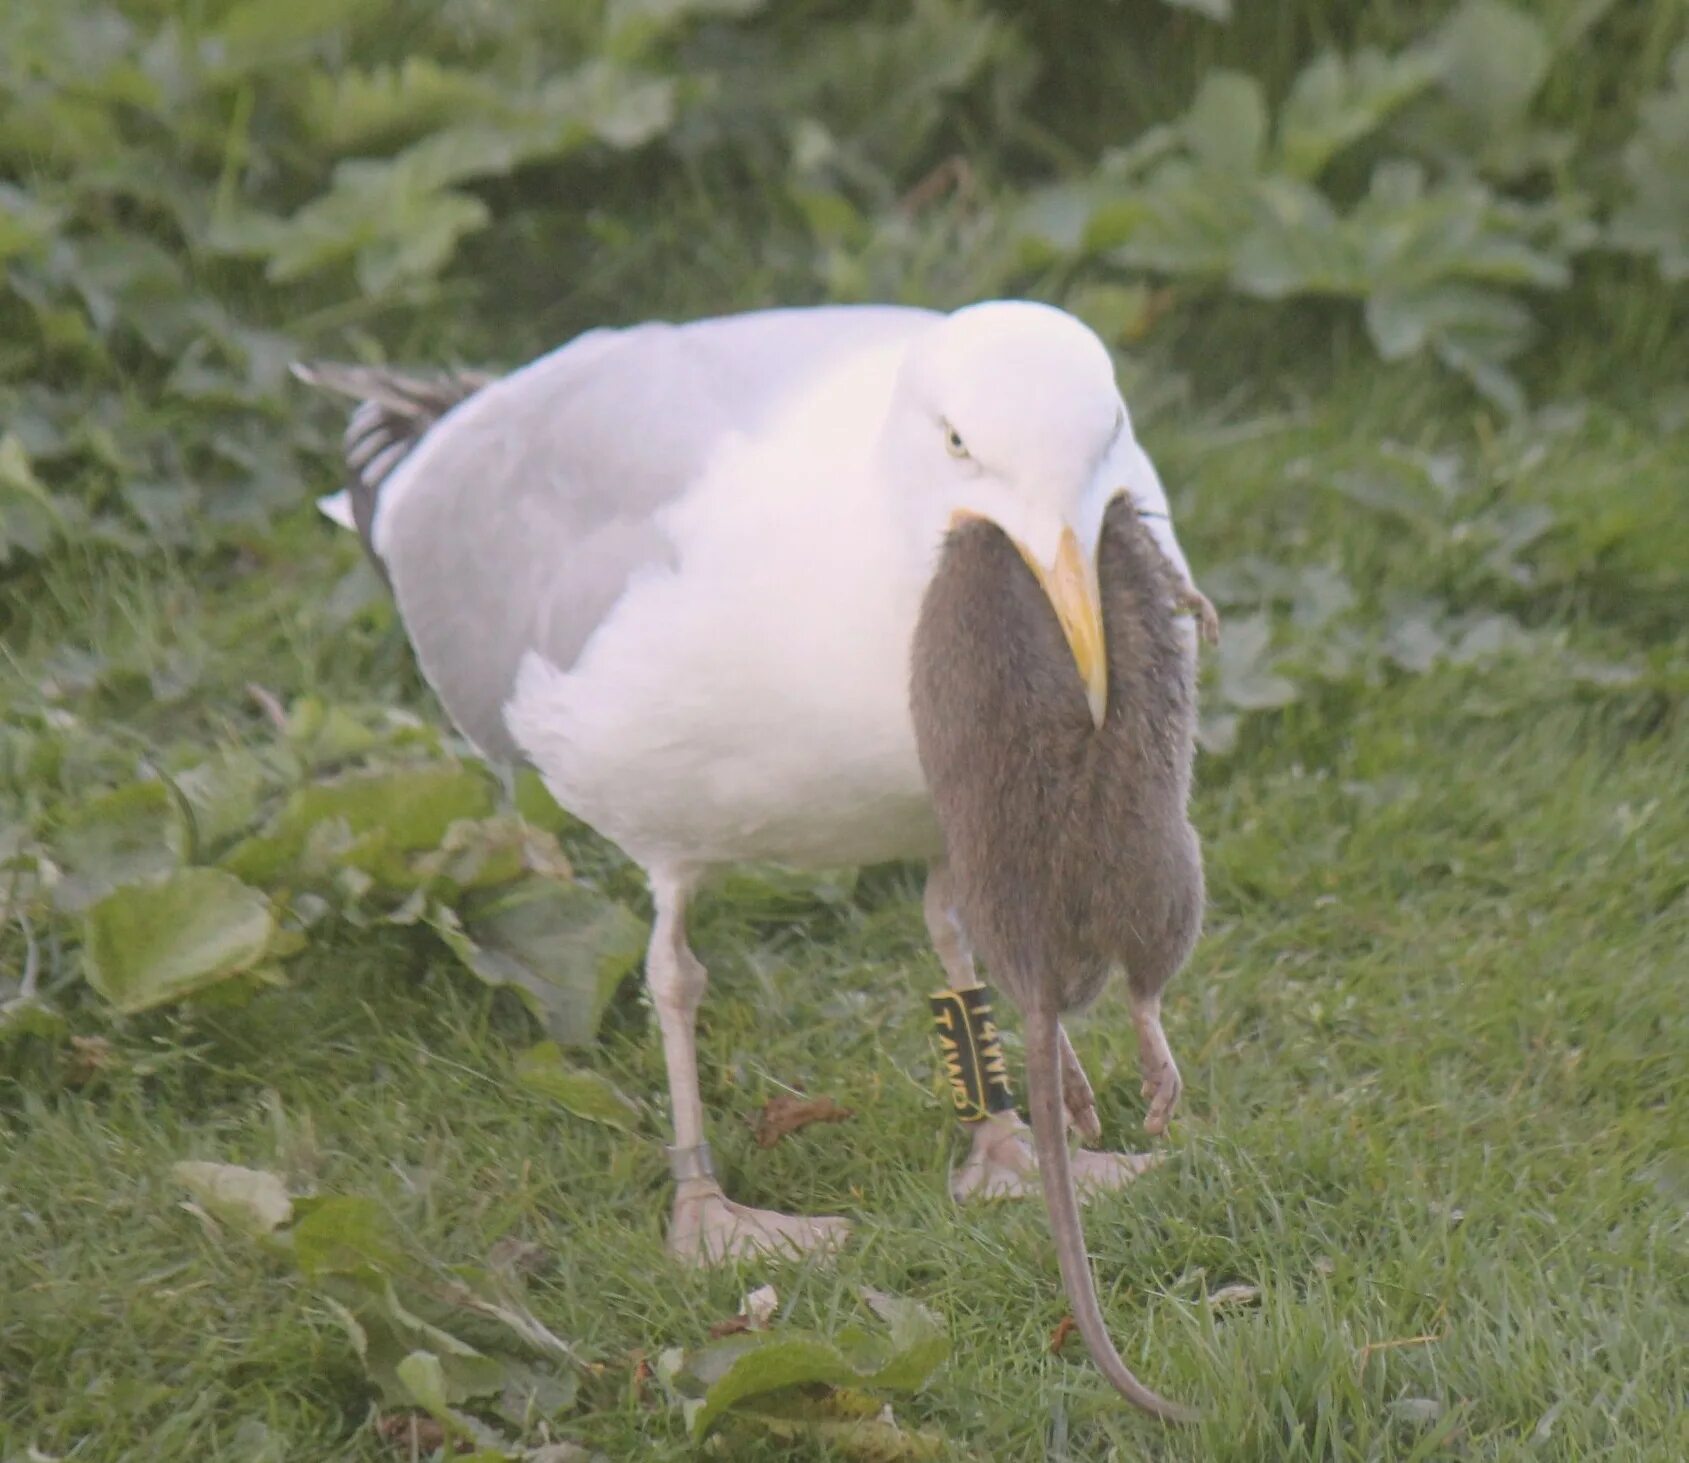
[291,361,497,572]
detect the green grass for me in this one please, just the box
[5,1,1688,1457]
[3,344,1684,1459]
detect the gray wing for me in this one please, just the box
[370,305,933,760]
[293,361,497,582]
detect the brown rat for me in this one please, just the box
[909,495,1203,1423]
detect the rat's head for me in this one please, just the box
[883,301,1135,725]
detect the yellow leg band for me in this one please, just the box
[929,987,1016,1123]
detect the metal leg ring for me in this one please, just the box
[666,1141,716,1184]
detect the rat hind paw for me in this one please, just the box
[1058,1028,1105,1142]
[951,1111,1159,1201]
[1139,1057,1183,1137]
[1132,999,1184,1136]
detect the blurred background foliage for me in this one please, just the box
[2,0,1685,556]
[2,0,1686,1027]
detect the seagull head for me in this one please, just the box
[885,300,1138,726]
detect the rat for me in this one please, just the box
[909,494,1204,1423]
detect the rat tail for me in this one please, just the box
[1024,1003,1199,1424]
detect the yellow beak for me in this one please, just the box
[952,513,1109,727]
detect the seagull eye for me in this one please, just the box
[944,423,969,459]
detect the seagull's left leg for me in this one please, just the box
[645,869,850,1266]
[923,862,1157,1201]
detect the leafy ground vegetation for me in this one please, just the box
[2,0,1686,1458]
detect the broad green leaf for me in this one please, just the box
[546,61,677,150]
[607,0,768,47]
[1449,613,1533,664]
[1610,45,1689,281]
[1397,0,1561,181]
[172,1161,293,1236]
[224,762,494,887]
[173,750,268,851]
[1212,616,1298,713]
[721,1407,946,1461]
[1431,0,1550,133]
[1103,160,1255,276]
[1198,710,1241,756]
[292,1195,411,1281]
[1064,282,1163,344]
[1383,614,1448,674]
[685,1291,948,1439]
[1231,179,1349,297]
[215,50,672,297]
[356,189,491,295]
[225,1419,287,1463]
[259,172,489,289]
[82,869,276,1013]
[0,994,66,1044]
[1157,0,1231,19]
[203,206,293,261]
[211,0,386,70]
[410,816,572,896]
[688,1336,863,1437]
[298,60,500,154]
[284,697,385,765]
[0,432,65,564]
[378,121,544,195]
[1012,182,1094,261]
[293,1196,579,1415]
[514,1042,640,1130]
[1276,47,1440,180]
[1320,469,1443,527]
[433,878,645,1047]
[513,771,570,835]
[854,1292,949,1391]
[1364,284,1532,364]
[1180,72,1266,174]
[710,864,858,923]
[57,232,194,353]
[1365,280,1532,412]
[396,1350,456,1420]
[1435,339,1526,416]
[319,1278,508,1407]
[0,184,62,264]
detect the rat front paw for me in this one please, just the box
[1181,586,1220,646]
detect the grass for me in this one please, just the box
[5,1,1687,1455]
[3,321,1685,1460]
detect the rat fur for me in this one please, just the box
[909,495,1203,1422]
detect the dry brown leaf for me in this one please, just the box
[64,1035,116,1086]
[374,1412,469,1456]
[487,1235,547,1278]
[709,1282,780,1338]
[1049,1315,1076,1353]
[246,682,289,731]
[752,1093,854,1148]
[742,1284,778,1327]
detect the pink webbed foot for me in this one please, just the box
[668,1179,850,1266]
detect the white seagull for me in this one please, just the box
[299,300,1216,1265]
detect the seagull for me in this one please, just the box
[297,300,1217,1265]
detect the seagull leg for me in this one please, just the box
[923,862,1158,1201]
[647,871,850,1266]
